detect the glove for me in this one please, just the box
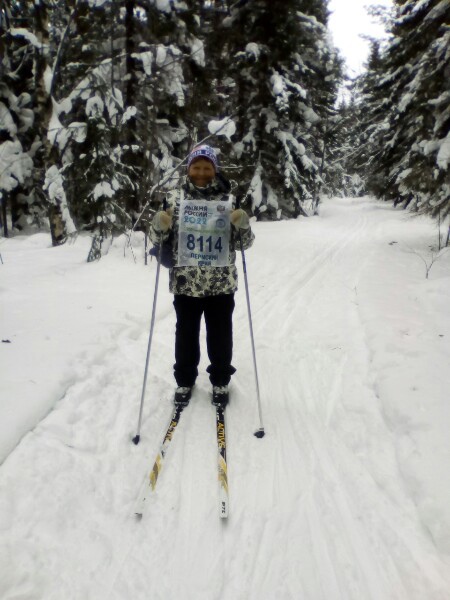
[153,210,173,233]
[230,208,250,230]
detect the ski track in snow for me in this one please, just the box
[1,196,450,599]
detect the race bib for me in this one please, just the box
[178,198,232,267]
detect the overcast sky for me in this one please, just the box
[328,0,392,76]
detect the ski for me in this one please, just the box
[134,405,184,518]
[216,406,229,518]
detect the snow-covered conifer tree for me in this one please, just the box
[358,0,450,217]
[41,0,203,256]
[343,42,387,198]
[33,1,77,245]
[224,0,341,218]
[0,1,37,234]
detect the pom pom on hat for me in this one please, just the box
[187,144,218,171]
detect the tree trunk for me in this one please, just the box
[123,0,140,216]
[1,193,9,238]
[34,0,72,246]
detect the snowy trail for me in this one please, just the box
[1,197,450,599]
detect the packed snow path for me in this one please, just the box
[1,197,450,599]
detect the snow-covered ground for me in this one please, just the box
[1,196,450,600]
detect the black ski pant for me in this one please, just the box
[173,293,236,388]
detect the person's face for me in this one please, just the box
[188,158,216,187]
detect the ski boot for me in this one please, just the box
[174,386,192,408]
[212,385,229,409]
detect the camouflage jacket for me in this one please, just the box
[149,175,255,297]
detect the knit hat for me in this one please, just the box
[187,144,219,171]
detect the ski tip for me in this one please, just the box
[254,428,265,439]
[132,434,141,445]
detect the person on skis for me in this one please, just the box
[149,144,254,409]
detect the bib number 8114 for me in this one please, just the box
[187,234,223,253]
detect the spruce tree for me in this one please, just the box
[358,0,450,217]
[224,0,341,218]
[2,0,347,246]
[0,0,36,234]
[40,0,205,255]
[347,41,387,198]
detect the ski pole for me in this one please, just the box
[236,198,265,438]
[132,201,167,445]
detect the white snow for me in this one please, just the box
[93,181,115,200]
[1,197,450,599]
[421,140,440,156]
[245,43,261,60]
[0,140,33,192]
[436,132,450,170]
[286,78,307,100]
[154,45,185,107]
[48,107,68,149]
[208,117,236,141]
[154,0,171,12]
[271,71,287,100]
[189,37,205,67]
[67,121,88,143]
[9,27,41,48]
[43,166,77,234]
[122,106,137,124]
[155,45,168,67]
[398,89,414,116]
[48,102,87,150]
[135,50,153,76]
[425,0,450,21]
[43,65,53,96]
[106,88,124,122]
[301,102,320,124]
[86,95,105,118]
[249,163,263,211]
[396,167,412,182]
[0,102,17,135]
[277,130,306,157]
[301,153,315,171]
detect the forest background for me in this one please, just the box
[1,0,449,260]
